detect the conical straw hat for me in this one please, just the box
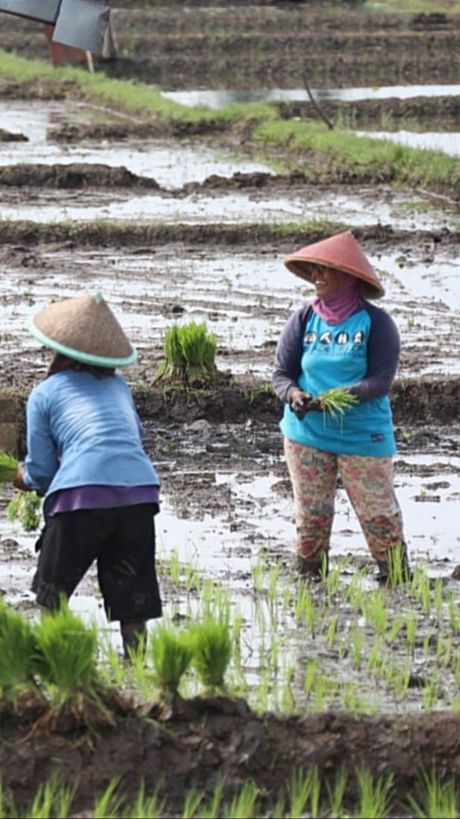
[284,231,385,299]
[29,292,137,368]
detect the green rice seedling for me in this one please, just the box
[268,562,281,603]
[181,788,204,819]
[0,600,40,699]
[354,768,394,819]
[422,673,441,710]
[385,661,411,700]
[148,624,194,696]
[23,775,75,819]
[93,778,123,819]
[367,638,385,677]
[447,594,460,634]
[168,548,181,585]
[326,614,338,648]
[287,768,321,819]
[154,321,217,386]
[190,618,232,693]
[351,628,364,670]
[0,451,18,481]
[124,782,164,819]
[7,490,42,531]
[326,768,348,818]
[361,590,388,635]
[406,769,459,818]
[198,779,225,819]
[387,614,405,643]
[222,780,261,819]
[317,387,358,427]
[35,606,99,696]
[325,564,342,600]
[436,633,452,667]
[294,585,316,636]
[405,611,418,657]
[251,552,266,595]
[304,658,320,700]
[340,683,363,713]
[433,577,444,621]
[312,675,334,711]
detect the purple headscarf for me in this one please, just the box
[312,270,363,325]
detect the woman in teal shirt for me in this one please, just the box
[273,231,409,583]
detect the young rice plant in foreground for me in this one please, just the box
[7,490,42,531]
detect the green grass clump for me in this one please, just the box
[0,452,18,482]
[190,618,232,693]
[7,490,42,531]
[0,601,39,698]
[155,321,217,386]
[148,625,194,696]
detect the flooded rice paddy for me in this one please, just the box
[0,88,459,716]
[1,4,460,812]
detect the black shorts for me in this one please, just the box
[32,503,162,623]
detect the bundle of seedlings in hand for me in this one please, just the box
[7,490,42,531]
[154,321,217,386]
[34,604,125,729]
[190,618,232,693]
[0,452,18,482]
[148,624,194,699]
[317,387,359,424]
[0,600,44,711]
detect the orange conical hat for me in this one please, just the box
[284,231,385,299]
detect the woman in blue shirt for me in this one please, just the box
[273,231,409,583]
[14,292,162,656]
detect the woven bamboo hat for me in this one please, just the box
[29,292,137,368]
[284,230,385,299]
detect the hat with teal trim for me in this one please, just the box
[29,292,137,368]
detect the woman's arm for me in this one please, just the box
[22,388,59,494]
[348,306,400,402]
[272,306,311,404]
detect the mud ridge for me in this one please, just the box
[2,702,460,815]
[0,221,457,250]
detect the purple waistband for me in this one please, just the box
[48,485,160,516]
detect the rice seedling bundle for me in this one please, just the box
[35,606,100,698]
[0,600,39,696]
[7,490,42,531]
[155,321,217,384]
[190,618,232,692]
[0,452,18,482]
[317,387,359,424]
[149,625,194,694]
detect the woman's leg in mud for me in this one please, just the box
[338,454,409,582]
[284,439,337,576]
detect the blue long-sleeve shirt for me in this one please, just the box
[273,302,400,456]
[23,370,159,497]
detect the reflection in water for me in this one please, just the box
[162,84,460,109]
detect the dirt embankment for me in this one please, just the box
[2,696,460,815]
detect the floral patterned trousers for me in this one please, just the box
[284,439,406,563]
